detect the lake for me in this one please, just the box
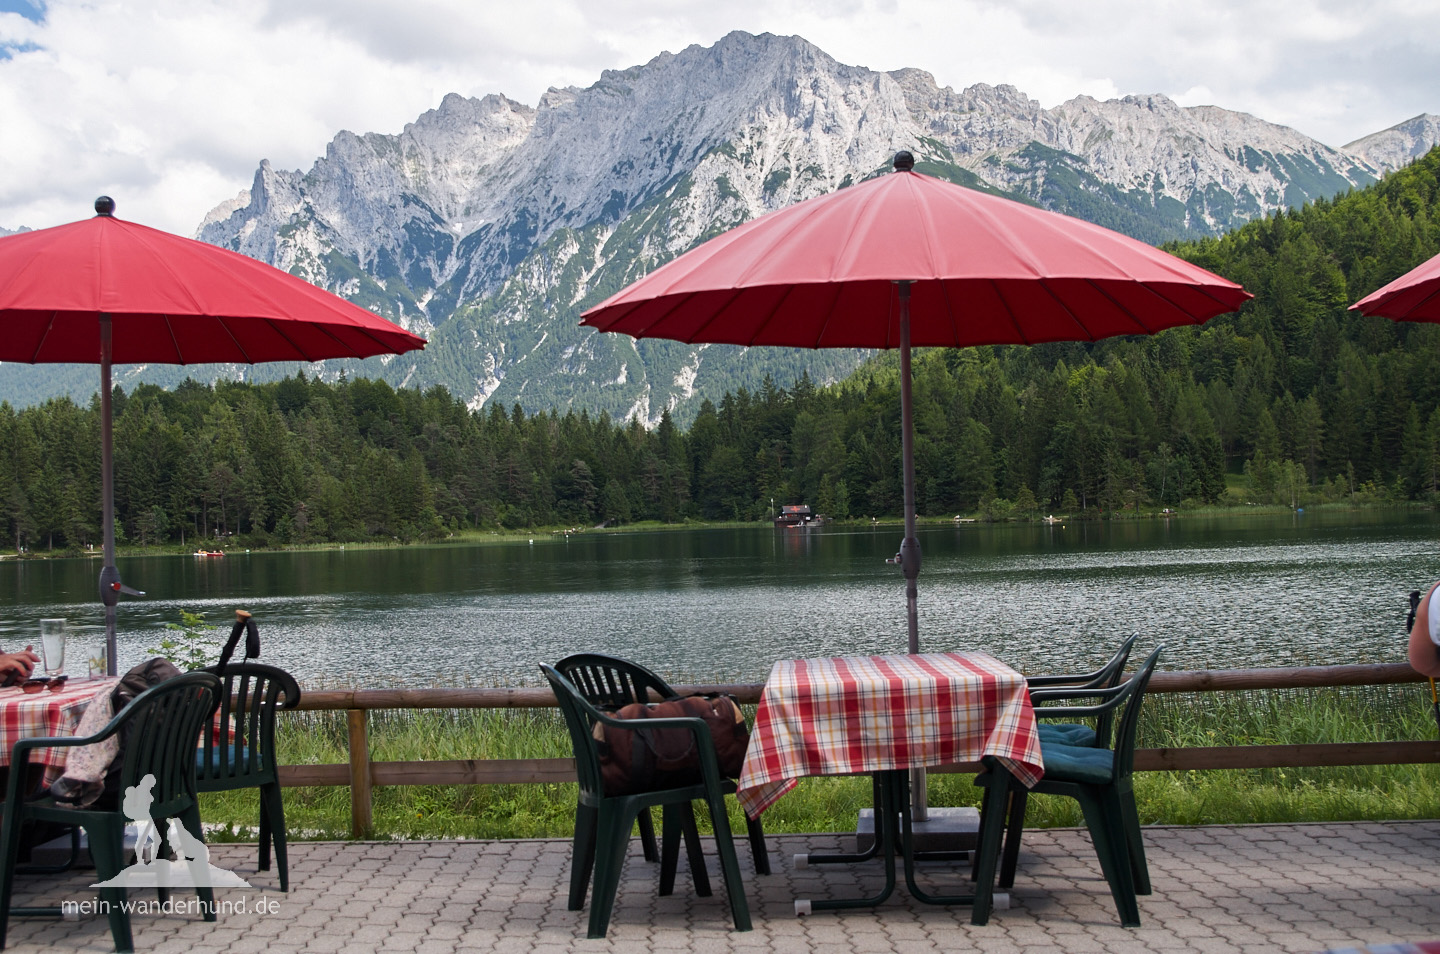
[2,510,1437,686]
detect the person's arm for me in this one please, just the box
[0,646,39,683]
[1409,583,1440,677]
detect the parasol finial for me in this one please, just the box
[94,196,115,216]
[893,151,914,172]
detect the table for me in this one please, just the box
[0,677,119,787]
[735,652,1043,923]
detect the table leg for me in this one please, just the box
[795,775,886,869]
[792,765,1014,919]
[897,761,1011,923]
[795,772,899,913]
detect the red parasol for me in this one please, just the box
[1350,251,1440,321]
[0,197,427,672]
[583,152,1250,816]
[584,152,1250,652]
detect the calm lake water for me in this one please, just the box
[2,510,1437,686]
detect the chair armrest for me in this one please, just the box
[1025,667,1110,689]
[11,703,131,758]
[4,711,130,805]
[1029,681,1128,705]
[1028,683,1132,720]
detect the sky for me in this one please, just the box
[1,0,1437,237]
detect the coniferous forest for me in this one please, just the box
[2,149,1439,551]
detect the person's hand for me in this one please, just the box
[0,647,40,683]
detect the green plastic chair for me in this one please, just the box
[196,662,300,891]
[0,671,223,953]
[1027,633,1138,748]
[541,663,751,939]
[977,645,1163,927]
[554,653,769,878]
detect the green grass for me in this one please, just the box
[199,683,1440,842]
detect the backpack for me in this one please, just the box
[111,657,182,710]
[101,658,185,805]
[51,657,183,809]
[594,693,751,796]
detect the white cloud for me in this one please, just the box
[0,0,1436,235]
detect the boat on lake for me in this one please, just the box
[775,504,827,527]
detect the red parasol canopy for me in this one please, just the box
[0,197,426,673]
[1350,251,1440,322]
[582,161,1252,347]
[0,203,425,362]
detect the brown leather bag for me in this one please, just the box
[594,693,750,796]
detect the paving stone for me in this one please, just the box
[4,825,1440,952]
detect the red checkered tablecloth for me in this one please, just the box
[736,652,1043,818]
[0,677,119,784]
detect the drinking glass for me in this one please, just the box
[39,618,66,676]
[86,645,107,679]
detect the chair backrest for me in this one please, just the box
[197,662,301,786]
[1092,634,1139,747]
[116,671,222,819]
[1111,645,1163,781]
[1028,633,1138,748]
[1028,633,1138,690]
[540,663,608,801]
[555,653,677,708]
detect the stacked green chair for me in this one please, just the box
[555,653,769,879]
[0,671,223,953]
[977,646,1163,927]
[541,663,751,939]
[1026,633,1138,748]
[197,662,301,891]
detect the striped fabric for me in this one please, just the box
[0,678,119,785]
[735,653,1043,818]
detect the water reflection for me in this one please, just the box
[0,510,1436,685]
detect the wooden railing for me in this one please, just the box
[275,662,1440,837]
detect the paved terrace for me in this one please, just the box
[4,822,1440,953]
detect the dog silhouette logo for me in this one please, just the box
[91,774,251,889]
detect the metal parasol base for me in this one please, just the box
[855,805,978,854]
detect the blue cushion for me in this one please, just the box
[1039,740,1115,785]
[1037,722,1098,747]
[196,743,248,774]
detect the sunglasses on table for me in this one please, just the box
[19,675,68,694]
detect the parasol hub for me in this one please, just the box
[94,196,115,217]
[893,151,915,172]
[98,565,144,605]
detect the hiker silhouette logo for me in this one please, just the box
[90,774,251,889]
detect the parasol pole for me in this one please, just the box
[895,279,928,819]
[92,199,142,677]
[99,313,118,675]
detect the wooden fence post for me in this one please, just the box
[347,708,372,838]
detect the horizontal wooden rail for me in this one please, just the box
[293,663,1427,712]
[280,757,578,788]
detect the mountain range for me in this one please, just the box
[4,31,1437,422]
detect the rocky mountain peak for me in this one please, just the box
[1346,114,1440,173]
[185,31,1439,426]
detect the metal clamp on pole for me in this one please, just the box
[98,563,144,677]
[98,566,145,605]
[896,537,922,578]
